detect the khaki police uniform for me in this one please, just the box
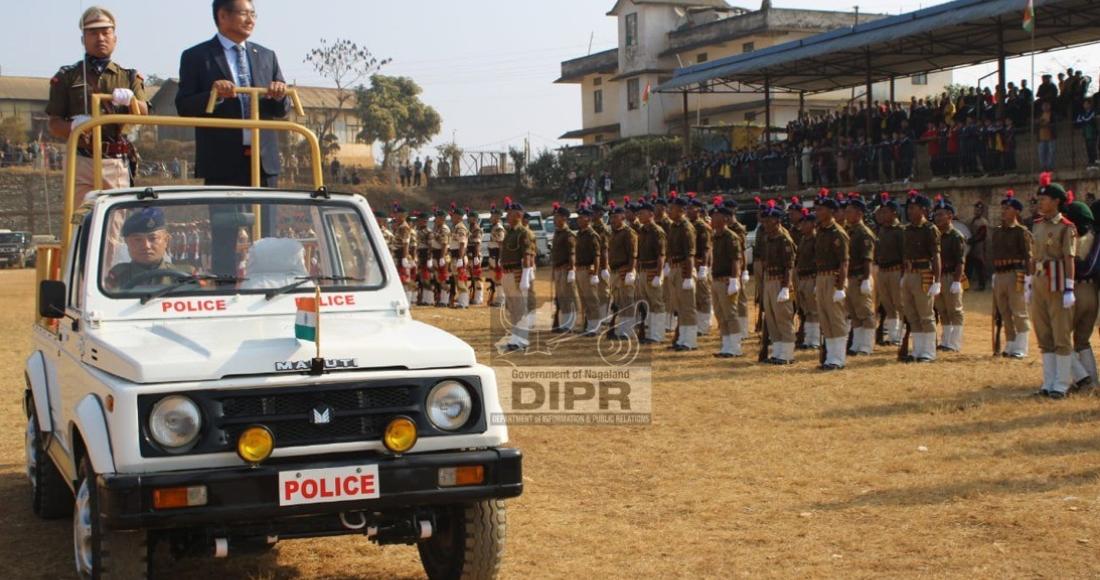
[846,220,878,354]
[795,228,819,348]
[693,215,713,334]
[488,219,507,306]
[763,227,797,360]
[668,216,698,349]
[576,224,603,333]
[657,214,675,328]
[466,217,484,305]
[608,223,639,338]
[1031,210,1077,395]
[415,223,432,304]
[935,225,967,349]
[711,225,744,342]
[729,219,750,330]
[900,220,940,334]
[449,220,470,306]
[430,222,451,305]
[393,220,415,301]
[991,221,1033,356]
[638,221,667,342]
[551,226,578,331]
[500,224,536,347]
[875,219,905,343]
[814,218,850,368]
[592,218,613,322]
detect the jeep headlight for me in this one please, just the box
[148,396,202,451]
[426,381,473,431]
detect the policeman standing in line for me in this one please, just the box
[590,203,614,326]
[794,209,820,350]
[430,207,451,307]
[575,205,604,336]
[607,201,639,340]
[991,191,1033,358]
[636,198,667,344]
[843,194,877,355]
[874,194,905,345]
[813,194,850,370]
[689,195,714,337]
[760,200,797,364]
[391,204,416,305]
[933,197,967,352]
[726,200,752,336]
[47,6,148,207]
[900,191,942,363]
[1063,198,1098,388]
[414,211,432,306]
[466,208,485,305]
[1030,176,1078,398]
[667,196,698,351]
[709,200,744,357]
[499,197,536,352]
[550,203,578,333]
[654,195,675,334]
[487,204,507,307]
[447,204,470,308]
[521,211,539,318]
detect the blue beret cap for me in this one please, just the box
[122,207,166,237]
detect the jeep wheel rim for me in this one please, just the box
[25,415,38,487]
[73,477,94,576]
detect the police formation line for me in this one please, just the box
[380,174,1098,400]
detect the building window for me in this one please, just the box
[594,77,602,87]
[627,78,640,111]
[625,13,638,47]
[595,134,605,143]
[744,112,757,122]
[594,89,604,114]
[912,73,928,85]
[742,42,755,53]
[696,52,708,63]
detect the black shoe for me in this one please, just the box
[673,344,697,352]
[581,331,599,337]
[503,344,523,352]
[767,357,794,365]
[915,356,935,363]
[1048,391,1068,400]
[900,355,915,363]
[639,338,658,344]
[550,328,570,334]
[1032,389,1050,398]
[713,352,734,358]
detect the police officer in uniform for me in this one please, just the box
[607,202,639,340]
[636,199,667,344]
[391,204,416,305]
[900,192,942,363]
[654,195,675,333]
[446,204,470,308]
[667,196,698,351]
[590,203,613,326]
[795,209,819,350]
[874,194,905,345]
[991,191,1033,358]
[710,200,744,357]
[48,6,147,210]
[105,208,191,289]
[1065,199,1099,387]
[726,200,752,335]
[760,201,797,364]
[933,197,967,352]
[813,194,850,370]
[466,209,485,306]
[521,211,539,316]
[429,207,451,306]
[689,196,714,337]
[499,198,536,351]
[575,206,604,336]
[487,204,507,307]
[550,203,578,332]
[844,194,877,355]
[414,211,432,305]
[1031,176,1078,398]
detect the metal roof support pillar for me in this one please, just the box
[889,77,895,104]
[764,75,772,144]
[799,90,805,119]
[683,90,691,155]
[865,49,873,141]
[997,21,1007,120]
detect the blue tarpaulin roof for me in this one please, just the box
[657,0,1100,94]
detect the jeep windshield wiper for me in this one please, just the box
[139,274,247,304]
[264,275,365,300]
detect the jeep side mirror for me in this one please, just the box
[39,280,66,319]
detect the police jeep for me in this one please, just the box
[23,91,522,579]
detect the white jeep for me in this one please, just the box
[24,185,522,579]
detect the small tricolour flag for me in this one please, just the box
[1022,0,1035,33]
[642,82,651,106]
[295,296,318,342]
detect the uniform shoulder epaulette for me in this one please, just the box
[1060,216,1074,227]
[51,64,77,84]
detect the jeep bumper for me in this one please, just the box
[98,448,522,531]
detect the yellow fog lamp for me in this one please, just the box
[236,425,275,465]
[383,416,418,454]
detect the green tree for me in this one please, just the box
[305,38,390,162]
[355,75,441,169]
[0,116,29,143]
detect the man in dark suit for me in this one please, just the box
[176,0,289,188]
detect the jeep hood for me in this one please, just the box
[85,315,476,383]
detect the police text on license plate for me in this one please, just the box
[278,465,380,506]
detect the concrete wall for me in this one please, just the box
[0,168,63,235]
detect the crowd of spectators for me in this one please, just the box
[0,139,62,170]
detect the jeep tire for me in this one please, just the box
[418,499,507,580]
[26,400,72,519]
[74,456,150,579]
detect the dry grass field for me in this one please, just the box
[1,267,1098,579]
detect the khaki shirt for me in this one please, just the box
[608,224,638,270]
[814,220,850,272]
[551,228,576,268]
[449,222,468,251]
[667,217,696,263]
[902,220,940,264]
[415,226,431,250]
[711,226,741,278]
[847,221,877,277]
[576,226,601,268]
[637,222,666,269]
[875,221,904,266]
[47,59,146,143]
[991,223,1033,265]
[763,229,795,279]
[430,224,451,251]
[940,226,967,273]
[488,221,506,248]
[105,260,190,290]
[500,225,534,268]
[393,221,413,259]
[1032,213,1076,262]
[693,217,712,265]
[466,220,482,251]
[796,231,817,275]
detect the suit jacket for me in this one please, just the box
[176,36,289,180]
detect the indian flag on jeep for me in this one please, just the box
[295,296,318,342]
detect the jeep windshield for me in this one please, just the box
[99,198,385,299]
[0,233,21,244]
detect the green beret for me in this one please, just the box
[1065,201,1094,228]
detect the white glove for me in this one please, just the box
[860,278,872,296]
[727,278,740,296]
[651,274,662,288]
[600,269,610,283]
[111,88,134,107]
[625,271,636,286]
[566,270,575,283]
[520,267,534,291]
[928,282,941,297]
[741,270,750,284]
[833,289,846,303]
[456,257,465,268]
[662,263,671,277]
[777,287,790,303]
[1064,290,1076,309]
[427,258,435,269]
[401,257,413,269]
[697,265,709,278]
[682,277,695,291]
[949,281,962,295]
[70,114,91,132]
[590,274,599,285]
[1024,275,1033,304]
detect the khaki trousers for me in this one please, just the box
[763,278,795,343]
[846,275,876,330]
[711,276,742,335]
[934,273,965,326]
[641,271,666,314]
[552,269,578,327]
[695,271,712,313]
[577,269,601,326]
[901,271,936,333]
[1031,271,1073,355]
[502,271,528,339]
[876,269,902,321]
[797,276,818,323]
[737,276,749,318]
[993,271,1030,341]
[71,155,129,207]
[1072,279,1099,351]
[668,268,697,326]
[612,272,637,319]
[815,273,849,339]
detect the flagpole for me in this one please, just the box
[314,285,322,361]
